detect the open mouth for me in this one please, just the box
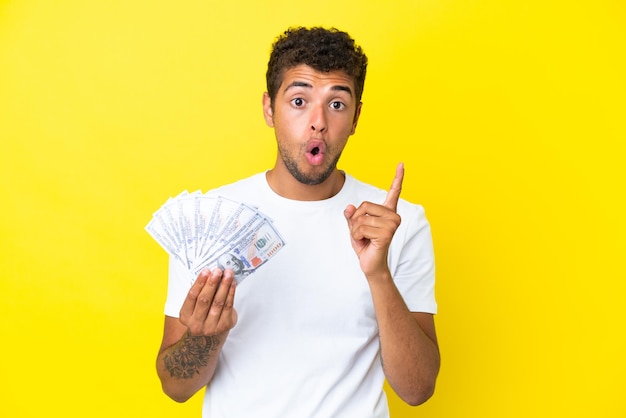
[305,140,326,165]
[306,140,325,155]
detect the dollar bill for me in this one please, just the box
[146,191,286,284]
[193,218,286,283]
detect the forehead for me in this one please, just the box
[279,64,355,93]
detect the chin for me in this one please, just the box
[294,165,336,185]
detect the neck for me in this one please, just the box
[266,168,345,201]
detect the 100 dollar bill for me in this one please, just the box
[193,218,285,284]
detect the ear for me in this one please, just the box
[262,92,274,128]
[350,102,363,135]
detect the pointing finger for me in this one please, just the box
[383,162,404,211]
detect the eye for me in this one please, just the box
[330,101,345,110]
[291,97,305,107]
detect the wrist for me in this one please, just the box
[364,269,393,285]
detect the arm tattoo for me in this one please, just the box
[163,331,221,379]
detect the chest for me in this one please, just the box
[233,207,377,337]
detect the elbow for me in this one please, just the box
[166,391,193,404]
[156,360,201,403]
[157,373,198,403]
[403,381,436,406]
[391,369,439,406]
[404,351,440,406]
[161,382,195,403]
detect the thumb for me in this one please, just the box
[344,204,357,221]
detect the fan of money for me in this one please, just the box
[146,191,286,284]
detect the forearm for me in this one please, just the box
[156,329,226,402]
[368,272,440,406]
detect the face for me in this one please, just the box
[218,254,243,274]
[263,65,362,186]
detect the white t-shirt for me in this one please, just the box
[165,172,437,418]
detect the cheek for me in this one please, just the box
[331,117,357,137]
[275,115,306,139]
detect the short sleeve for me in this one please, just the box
[390,202,437,314]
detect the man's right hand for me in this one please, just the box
[156,268,237,402]
[180,268,238,336]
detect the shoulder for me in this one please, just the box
[205,172,267,198]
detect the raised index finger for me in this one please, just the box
[383,162,404,211]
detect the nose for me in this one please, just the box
[309,103,327,133]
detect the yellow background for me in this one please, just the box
[1,0,624,417]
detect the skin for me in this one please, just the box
[156,268,237,402]
[263,64,360,200]
[344,163,440,405]
[156,64,440,405]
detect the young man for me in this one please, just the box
[156,27,440,417]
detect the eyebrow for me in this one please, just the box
[284,81,353,97]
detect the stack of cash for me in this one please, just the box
[146,191,286,284]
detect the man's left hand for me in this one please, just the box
[344,163,404,278]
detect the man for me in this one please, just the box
[156,26,440,417]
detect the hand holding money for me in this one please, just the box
[179,268,238,336]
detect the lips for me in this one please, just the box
[305,139,326,166]
[307,139,326,154]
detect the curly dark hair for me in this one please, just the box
[266,27,368,107]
